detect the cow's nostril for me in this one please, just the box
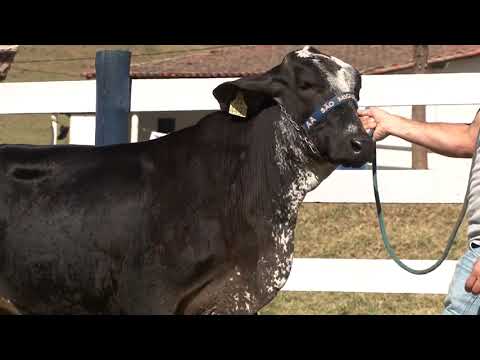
[351,138,363,153]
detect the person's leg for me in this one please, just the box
[443,240,480,315]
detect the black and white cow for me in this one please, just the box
[0,46,373,315]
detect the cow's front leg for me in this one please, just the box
[178,276,260,315]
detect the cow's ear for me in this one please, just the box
[213,71,281,118]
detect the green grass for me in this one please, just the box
[293,203,468,260]
[260,292,446,315]
[2,46,469,315]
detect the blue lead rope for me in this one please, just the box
[370,126,480,274]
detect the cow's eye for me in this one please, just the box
[275,78,289,87]
[299,81,314,91]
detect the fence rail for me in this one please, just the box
[284,258,457,294]
[1,73,477,296]
[2,73,480,114]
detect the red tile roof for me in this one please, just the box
[0,45,18,81]
[82,45,480,79]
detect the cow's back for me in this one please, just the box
[0,143,153,313]
[0,108,283,314]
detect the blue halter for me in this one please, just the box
[302,93,358,131]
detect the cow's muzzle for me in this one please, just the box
[342,135,375,167]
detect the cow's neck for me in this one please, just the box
[272,104,336,224]
[259,105,335,295]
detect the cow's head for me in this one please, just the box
[213,46,374,168]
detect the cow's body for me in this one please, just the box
[0,46,374,314]
[0,106,334,314]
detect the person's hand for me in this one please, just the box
[358,107,396,142]
[465,259,480,295]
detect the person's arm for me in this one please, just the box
[358,107,480,158]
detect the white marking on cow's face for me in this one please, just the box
[295,46,356,95]
[330,55,350,69]
[295,46,330,59]
[334,67,354,93]
[311,58,355,95]
[296,46,315,58]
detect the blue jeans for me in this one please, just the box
[442,240,480,315]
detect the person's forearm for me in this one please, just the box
[385,115,476,158]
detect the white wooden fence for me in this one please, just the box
[1,73,480,295]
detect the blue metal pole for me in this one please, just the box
[95,50,131,146]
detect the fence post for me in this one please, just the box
[95,50,132,146]
[411,45,429,169]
